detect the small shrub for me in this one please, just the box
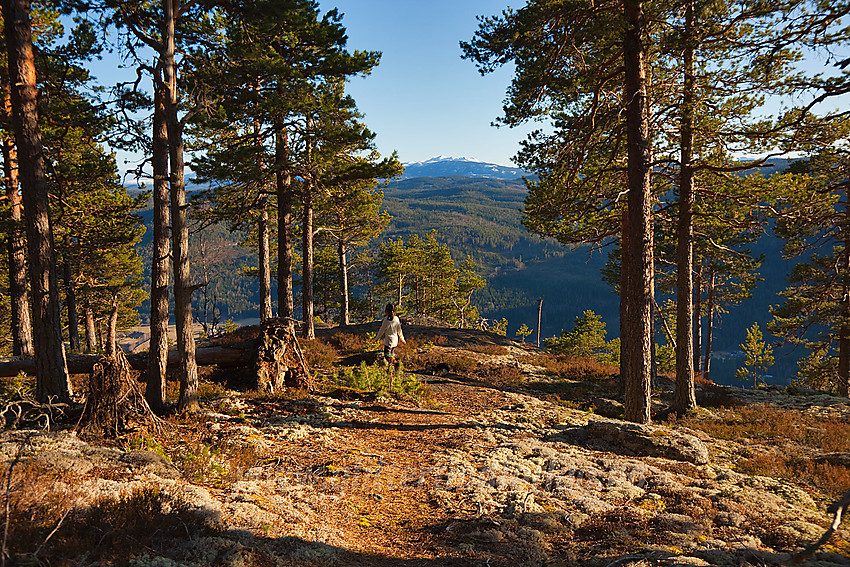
[333,362,429,402]
[546,355,617,381]
[544,310,618,363]
[489,318,509,336]
[331,332,367,352]
[737,453,850,499]
[403,348,476,373]
[515,323,533,343]
[473,363,524,385]
[301,338,339,369]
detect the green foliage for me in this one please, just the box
[736,323,775,387]
[769,140,850,392]
[655,343,676,375]
[489,317,508,336]
[515,323,533,343]
[333,362,426,401]
[544,310,618,364]
[375,231,485,326]
[790,347,836,392]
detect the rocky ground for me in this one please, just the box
[2,324,849,567]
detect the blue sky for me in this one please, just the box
[316,0,535,166]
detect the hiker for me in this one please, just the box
[376,303,405,364]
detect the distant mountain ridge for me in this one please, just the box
[402,156,528,180]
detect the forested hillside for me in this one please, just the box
[133,172,800,386]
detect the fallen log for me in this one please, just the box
[0,346,251,378]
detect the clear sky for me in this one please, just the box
[316,0,535,167]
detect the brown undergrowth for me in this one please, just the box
[671,403,850,499]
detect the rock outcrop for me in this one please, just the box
[585,416,710,464]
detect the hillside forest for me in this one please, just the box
[0,0,849,424]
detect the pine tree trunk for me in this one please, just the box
[839,188,850,397]
[622,0,653,424]
[672,0,697,413]
[3,0,71,403]
[147,71,170,413]
[275,129,294,319]
[2,87,32,357]
[63,249,80,352]
[84,302,96,353]
[703,270,715,377]
[339,240,350,326]
[302,181,315,338]
[253,107,272,323]
[619,208,628,394]
[106,293,119,356]
[693,264,703,375]
[258,193,273,321]
[162,0,198,412]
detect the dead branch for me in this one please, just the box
[794,488,850,563]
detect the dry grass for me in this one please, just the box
[672,403,850,499]
[518,353,617,381]
[327,332,368,353]
[467,344,509,356]
[737,453,850,499]
[300,338,339,369]
[0,461,82,557]
[471,363,524,385]
[673,403,850,453]
[0,458,211,564]
[401,347,477,373]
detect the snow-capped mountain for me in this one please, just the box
[401,156,528,180]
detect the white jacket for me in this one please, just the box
[376,316,404,348]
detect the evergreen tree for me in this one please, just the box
[770,136,850,396]
[463,0,655,422]
[2,0,71,402]
[736,322,774,387]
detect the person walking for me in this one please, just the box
[376,303,405,364]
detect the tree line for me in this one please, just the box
[463,0,850,422]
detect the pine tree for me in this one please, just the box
[770,136,850,396]
[736,322,774,387]
[2,0,71,402]
[463,0,655,422]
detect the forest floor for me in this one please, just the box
[2,323,850,566]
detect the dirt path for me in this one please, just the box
[247,378,517,564]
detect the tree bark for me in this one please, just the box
[302,180,315,338]
[162,0,198,412]
[275,129,294,320]
[147,68,170,413]
[621,0,653,424]
[839,186,850,396]
[84,302,96,353]
[258,192,273,322]
[62,247,80,352]
[3,0,71,403]
[693,264,703,375]
[105,292,118,356]
[672,0,697,413]
[339,239,350,325]
[2,85,32,357]
[252,106,273,323]
[0,345,254,377]
[703,270,715,377]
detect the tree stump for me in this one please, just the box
[77,349,165,440]
[255,319,312,392]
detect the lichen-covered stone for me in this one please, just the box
[586,417,710,464]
